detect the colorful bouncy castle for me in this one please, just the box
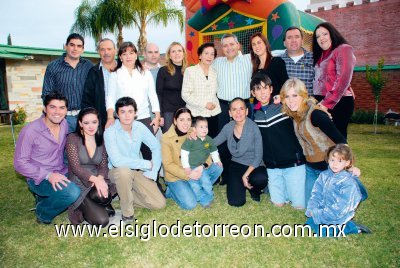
[184,0,324,64]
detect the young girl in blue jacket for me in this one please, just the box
[305,144,369,237]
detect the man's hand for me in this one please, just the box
[159,117,165,127]
[273,95,281,104]
[184,167,191,176]
[242,175,253,190]
[48,173,70,191]
[216,161,223,167]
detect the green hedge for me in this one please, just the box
[350,110,385,124]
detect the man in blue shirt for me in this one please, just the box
[42,33,93,133]
[104,97,166,222]
[280,27,314,96]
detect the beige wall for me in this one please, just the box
[6,56,52,122]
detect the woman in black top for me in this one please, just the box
[249,32,289,98]
[156,42,187,132]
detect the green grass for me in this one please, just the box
[1,124,399,267]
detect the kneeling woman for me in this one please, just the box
[214,98,268,206]
[161,108,222,210]
[67,108,117,226]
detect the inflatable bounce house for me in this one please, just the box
[184,0,324,64]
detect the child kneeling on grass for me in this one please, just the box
[305,144,370,237]
[181,116,223,207]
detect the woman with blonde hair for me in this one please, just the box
[156,42,187,132]
[280,78,346,204]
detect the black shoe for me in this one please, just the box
[157,181,166,197]
[122,215,135,223]
[219,177,227,185]
[355,222,372,234]
[105,204,115,217]
[36,218,51,225]
[250,192,261,202]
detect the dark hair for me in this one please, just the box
[43,91,68,108]
[312,22,348,66]
[173,107,192,121]
[96,38,116,51]
[229,97,246,109]
[66,33,85,46]
[114,41,143,73]
[249,33,272,75]
[250,72,272,92]
[75,107,103,146]
[115,97,137,114]
[193,116,207,127]
[283,26,303,41]
[197,42,217,58]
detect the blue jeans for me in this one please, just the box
[267,164,306,208]
[166,163,222,210]
[188,164,223,207]
[27,178,80,223]
[306,217,359,237]
[305,165,323,207]
[66,115,78,134]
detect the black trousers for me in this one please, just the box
[315,96,354,139]
[79,187,112,227]
[227,162,268,207]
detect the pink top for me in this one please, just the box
[14,116,68,185]
[313,44,356,109]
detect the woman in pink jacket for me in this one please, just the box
[312,22,356,139]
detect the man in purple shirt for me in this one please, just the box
[14,92,80,224]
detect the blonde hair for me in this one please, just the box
[280,78,316,121]
[165,42,187,75]
[326,144,354,169]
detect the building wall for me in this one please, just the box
[6,56,51,122]
[307,0,400,112]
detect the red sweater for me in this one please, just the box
[313,44,356,109]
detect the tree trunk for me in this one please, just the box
[138,20,147,56]
[373,100,378,134]
[117,23,124,48]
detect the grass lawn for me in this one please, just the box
[0,124,399,267]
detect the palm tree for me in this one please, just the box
[71,0,103,44]
[129,0,184,55]
[96,0,135,47]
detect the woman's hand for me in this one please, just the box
[189,166,203,180]
[349,166,361,177]
[184,167,191,176]
[273,95,281,104]
[159,117,165,127]
[105,117,115,129]
[205,102,216,110]
[242,174,253,189]
[89,175,109,198]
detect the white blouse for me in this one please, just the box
[106,64,160,120]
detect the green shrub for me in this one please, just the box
[351,110,384,124]
[12,106,27,125]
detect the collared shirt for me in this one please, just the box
[143,62,161,83]
[42,54,93,110]
[181,64,221,117]
[212,52,252,101]
[280,48,315,95]
[14,115,68,185]
[99,61,114,98]
[104,119,161,180]
[106,65,160,120]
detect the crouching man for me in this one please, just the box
[14,91,80,224]
[104,97,166,222]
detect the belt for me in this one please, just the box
[66,110,80,116]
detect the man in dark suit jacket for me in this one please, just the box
[82,38,117,128]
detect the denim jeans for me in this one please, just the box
[305,165,323,206]
[187,164,223,207]
[306,217,359,237]
[27,178,80,223]
[267,164,306,208]
[166,163,222,210]
[66,115,78,134]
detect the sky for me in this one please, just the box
[0,0,309,53]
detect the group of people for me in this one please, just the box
[14,21,369,236]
